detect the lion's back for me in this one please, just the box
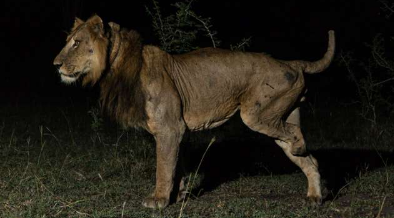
[169,48,294,130]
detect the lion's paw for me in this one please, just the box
[307,194,322,206]
[142,196,169,209]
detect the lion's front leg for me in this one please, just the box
[142,128,185,209]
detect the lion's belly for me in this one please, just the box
[183,102,240,131]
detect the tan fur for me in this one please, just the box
[54,15,335,209]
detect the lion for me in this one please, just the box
[54,15,335,209]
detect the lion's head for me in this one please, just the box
[53,15,109,85]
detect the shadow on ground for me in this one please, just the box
[182,129,394,202]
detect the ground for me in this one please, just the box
[0,99,393,218]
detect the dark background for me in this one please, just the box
[0,0,390,110]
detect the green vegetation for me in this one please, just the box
[146,0,220,53]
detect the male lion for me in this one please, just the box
[54,15,335,209]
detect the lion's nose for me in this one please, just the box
[53,58,63,70]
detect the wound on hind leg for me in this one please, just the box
[284,123,306,156]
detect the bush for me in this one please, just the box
[146,0,221,53]
[339,0,394,128]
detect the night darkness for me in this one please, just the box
[1,0,394,216]
[1,0,388,103]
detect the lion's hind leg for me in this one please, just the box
[240,96,307,156]
[276,140,322,205]
[241,104,322,204]
[275,108,322,205]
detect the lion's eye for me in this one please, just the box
[73,40,80,48]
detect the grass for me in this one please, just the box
[0,100,393,217]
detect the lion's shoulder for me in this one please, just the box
[142,45,166,58]
[141,45,171,64]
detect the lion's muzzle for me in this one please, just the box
[53,57,63,71]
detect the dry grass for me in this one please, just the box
[0,102,393,217]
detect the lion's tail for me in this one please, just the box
[289,30,335,74]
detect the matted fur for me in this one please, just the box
[54,15,335,209]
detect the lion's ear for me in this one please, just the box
[108,22,120,32]
[87,15,104,35]
[71,17,84,31]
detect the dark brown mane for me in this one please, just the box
[100,28,147,129]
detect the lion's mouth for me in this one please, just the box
[59,71,83,84]
[60,71,81,78]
